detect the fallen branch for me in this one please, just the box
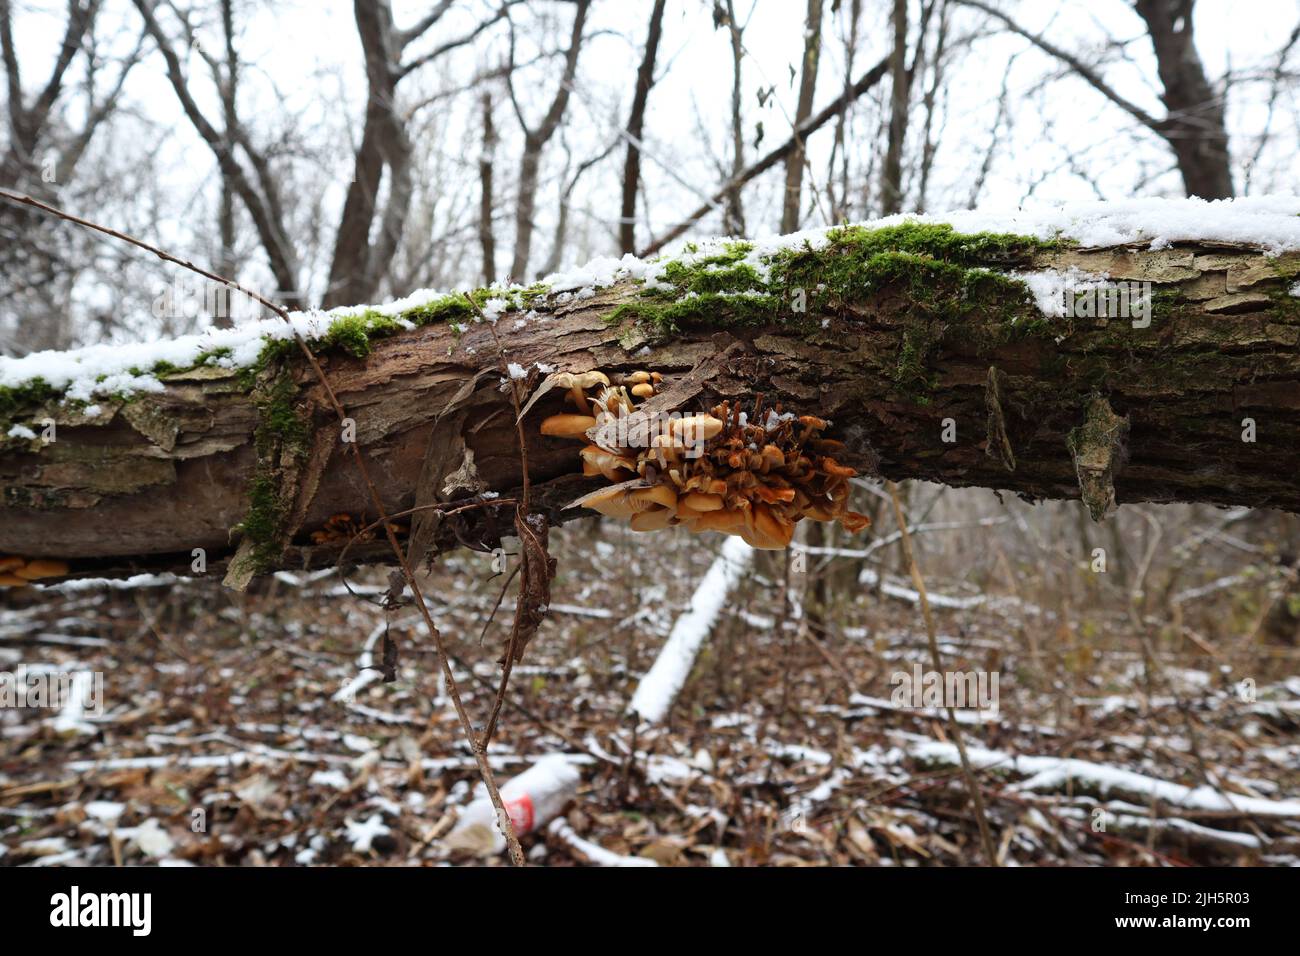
[627,536,754,724]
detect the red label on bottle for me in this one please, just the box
[504,794,535,833]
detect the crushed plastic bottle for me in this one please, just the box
[445,754,581,857]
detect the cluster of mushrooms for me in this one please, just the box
[539,370,870,549]
[0,556,69,588]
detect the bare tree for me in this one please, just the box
[479,90,498,285]
[880,0,909,215]
[826,0,862,222]
[955,0,1234,198]
[541,134,618,276]
[716,0,748,235]
[914,0,951,213]
[642,52,889,256]
[216,0,239,313]
[1,0,149,352]
[132,0,303,306]
[507,0,591,281]
[0,0,101,187]
[619,0,667,255]
[1133,0,1231,199]
[780,0,823,233]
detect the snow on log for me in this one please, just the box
[628,536,754,724]
[2,197,1299,583]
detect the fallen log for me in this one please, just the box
[1,198,1298,584]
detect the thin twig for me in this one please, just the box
[464,293,539,748]
[886,480,999,866]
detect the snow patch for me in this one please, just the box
[1014,267,1110,318]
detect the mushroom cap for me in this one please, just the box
[630,507,675,532]
[0,556,23,573]
[631,383,655,398]
[750,504,795,549]
[691,509,745,533]
[805,503,837,522]
[650,433,685,466]
[631,484,678,509]
[0,573,29,587]
[625,371,652,385]
[753,484,796,505]
[555,370,610,390]
[839,511,872,533]
[682,492,724,512]
[594,386,634,417]
[670,414,725,442]
[821,457,857,478]
[760,445,785,469]
[579,486,638,519]
[15,559,69,580]
[541,413,598,438]
[580,445,635,480]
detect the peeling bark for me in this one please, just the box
[1,241,1297,582]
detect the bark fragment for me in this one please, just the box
[1068,395,1129,523]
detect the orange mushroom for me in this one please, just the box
[541,413,598,438]
[556,373,869,549]
[555,371,610,414]
[15,559,69,581]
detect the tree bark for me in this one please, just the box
[2,241,1297,582]
[478,91,497,285]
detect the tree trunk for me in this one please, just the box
[619,0,667,255]
[508,0,590,281]
[780,0,823,233]
[1135,0,1233,200]
[2,238,1297,583]
[879,0,908,216]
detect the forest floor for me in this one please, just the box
[2,512,1299,867]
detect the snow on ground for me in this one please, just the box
[904,736,1300,817]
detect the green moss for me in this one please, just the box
[0,378,59,425]
[320,310,402,358]
[1267,265,1300,322]
[234,363,312,573]
[604,224,1054,381]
